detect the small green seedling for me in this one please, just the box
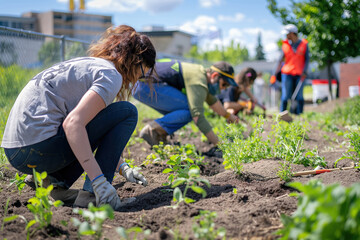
[26,169,63,239]
[171,166,211,207]
[72,203,114,240]
[192,210,226,240]
[116,226,151,240]
[8,173,27,195]
[1,198,19,231]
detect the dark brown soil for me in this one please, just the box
[1,99,359,240]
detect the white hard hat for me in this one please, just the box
[281,24,298,35]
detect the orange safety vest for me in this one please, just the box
[281,39,308,76]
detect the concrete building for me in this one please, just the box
[22,11,112,41]
[140,26,193,58]
[0,15,37,31]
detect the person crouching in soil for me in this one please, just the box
[1,25,156,210]
[217,67,257,115]
[133,59,240,156]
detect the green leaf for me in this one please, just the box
[162,168,173,174]
[191,186,207,198]
[171,178,186,188]
[53,200,63,207]
[4,215,19,222]
[173,187,183,202]
[184,197,195,203]
[26,220,37,231]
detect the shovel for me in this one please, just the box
[290,76,306,114]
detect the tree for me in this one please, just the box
[267,0,360,99]
[38,40,61,67]
[185,41,249,66]
[0,41,18,66]
[255,32,266,60]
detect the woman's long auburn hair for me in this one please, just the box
[88,25,156,100]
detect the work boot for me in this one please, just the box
[73,190,96,208]
[24,174,79,205]
[139,121,168,147]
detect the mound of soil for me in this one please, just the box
[1,99,359,239]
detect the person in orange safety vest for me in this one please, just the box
[270,24,309,114]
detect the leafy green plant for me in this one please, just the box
[335,128,360,167]
[192,210,226,240]
[116,226,151,240]
[171,165,210,207]
[277,180,360,239]
[8,172,27,195]
[72,203,114,240]
[276,161,293,182]
[220,116,271,174]
[1,198,21,231]
[26,169,63,238]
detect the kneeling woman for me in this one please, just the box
[1,25,156,210]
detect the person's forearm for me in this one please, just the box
[210,100,228,117]
[63,122,102,181]
[205,130,219,145]
[244,88,256,102]
[224,102,243,113]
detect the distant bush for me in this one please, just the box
[332,96,360,126]
[0,65,39,108]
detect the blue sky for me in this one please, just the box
[0,0,290,61]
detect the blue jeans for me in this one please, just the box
[4,101,138,192]
[133,81,192,134]
[280,74,304,114]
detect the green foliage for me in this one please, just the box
[185,41,249,66]
[116,226,151,240]
[26,169,63,238]
[0,41,17,66]
[335,128,360,167]
[192,210,226,240]
[255,32,266,60]
[0,65,39,108]
[277,180,360,239]
[144,142,204,170]
[72,203,114,240]
[65,42,88,60]
[220,116,271,175]
[171,165,211,207]
[8,173,27,195]
[38,41,61,67]
[332,96,360,127]
[276,161,293,182]
[220,116,326,180]
[267,0,360,68]
[1,198,20,231]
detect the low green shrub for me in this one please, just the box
[277,180,360,239]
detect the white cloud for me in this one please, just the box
[179,15,217,35]
[143,0,183,13]
[86,0,182,13]
[218,13,245,22]
[87,0,142,12]
[199,0,221,8]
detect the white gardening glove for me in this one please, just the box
[119,163,148,186]
[91,175,122,210]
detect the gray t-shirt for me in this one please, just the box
[1,57,122,148]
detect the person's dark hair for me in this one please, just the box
[88,25,156,100]
[235,67,257,87]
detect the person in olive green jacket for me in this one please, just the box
[133,59,239,150]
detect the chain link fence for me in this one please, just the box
[0,26,90,68]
